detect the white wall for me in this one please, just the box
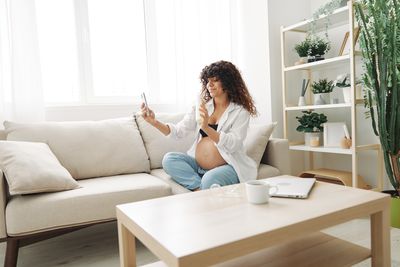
[267,0,311,138]
[231,0,271,125]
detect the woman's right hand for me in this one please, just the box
[140,103,156,125]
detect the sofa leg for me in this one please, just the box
[4,238,19,267]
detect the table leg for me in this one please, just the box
[118,220,136,267]
[370,208,391,267]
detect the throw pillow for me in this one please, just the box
[0,141,80,195]
[244,122,277,167]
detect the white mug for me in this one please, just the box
[245,180,278,204]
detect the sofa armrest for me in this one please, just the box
[260,138,291,175]
[0,170,7,239]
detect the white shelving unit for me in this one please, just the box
[280,0,383,189]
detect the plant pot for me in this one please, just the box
[295,57,307,66]
[382,190,400,228]
[342,86,351,103]
[315,54,325,61]
[307,56,315,63]
[304,132,322,146]
[313,93,330,105]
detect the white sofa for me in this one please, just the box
[0,114,289,266]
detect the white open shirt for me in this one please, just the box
[166,100,257,183]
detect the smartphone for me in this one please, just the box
[141,92,149,116]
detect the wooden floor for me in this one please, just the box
[0,219,398,267]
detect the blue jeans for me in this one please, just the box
[162,152,239,190]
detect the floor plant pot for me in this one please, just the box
[383,190,400,228]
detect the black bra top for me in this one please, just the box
[200,124,218,137]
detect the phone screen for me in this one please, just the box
[141,93,148,108]
[141,93,149,116]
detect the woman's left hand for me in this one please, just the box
[198,102,209,129]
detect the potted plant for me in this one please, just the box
[296,110,328,146]
[335,74,351,103]
[308,37,331,62]
[356,0,400,228]
[294,38,311,65]
[311,78,334,105]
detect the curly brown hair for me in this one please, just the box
[199,60,257,116]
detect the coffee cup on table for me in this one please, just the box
[245,180,278,204]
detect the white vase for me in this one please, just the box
[298,96,306,106]
[342,86,351,103]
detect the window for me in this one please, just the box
[36,0,80,103]
[35,0,232,106]
[87,0,147,100]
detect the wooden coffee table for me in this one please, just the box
[116,178,391,267]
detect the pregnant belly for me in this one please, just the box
[195,137,227,170]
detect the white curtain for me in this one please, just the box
[0,0,44,128]
[149,0,233,111]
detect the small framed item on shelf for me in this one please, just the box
[339,27,360,56]
[323,122,349,147]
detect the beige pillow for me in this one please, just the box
[135,113,196,169]
[244,122,277,167]
[0,141,80,195]
[4,118,150,180]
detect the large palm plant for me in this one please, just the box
[355,0,400,195]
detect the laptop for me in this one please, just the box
[265,175,316,199]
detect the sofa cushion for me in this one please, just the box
[5,173,171,235]
[4,118,150,180]
[0,141,79,195]
[150,169,190,194]
[136,113,196,169]
[244,122,277,167]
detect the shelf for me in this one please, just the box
[281,2,384,190]
[285,103,351,111]
[289,143,381,154]
[284,55,350,72]
[282,6,349,33]
[290,145,353,154]
[142,232,370,267]
[299,168,371,189]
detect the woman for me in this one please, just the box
[140,60,258,190]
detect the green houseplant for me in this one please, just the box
[296,111,328,146]
[311,78,334,105]
[294,38,311,65]
[355,0,400,227]
[308,37,331,62]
